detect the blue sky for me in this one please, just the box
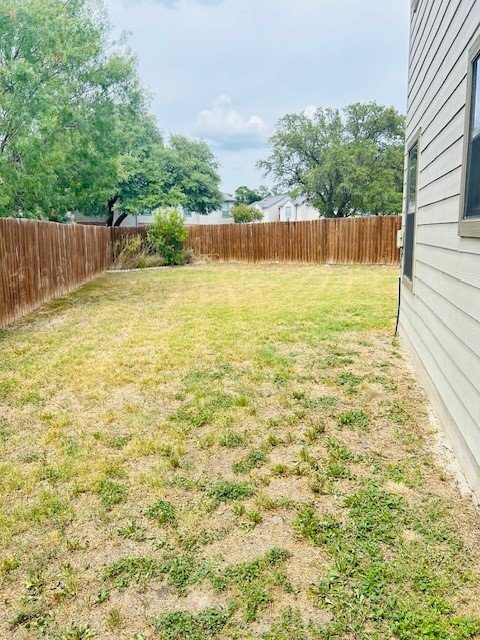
[105,0,410,193]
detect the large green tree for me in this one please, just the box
[0,0,139,220]
[257,103,405,218]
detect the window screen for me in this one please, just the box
[403,142,418,281]
[222,202,230,218]
[465,54,480,219]
[285,206,292,220]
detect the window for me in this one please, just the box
[285,205,292,220]
[403,140,419,283]
[460,38,480,237]
[222,202,230,218]
[184,208,192,217]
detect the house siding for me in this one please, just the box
[400,0,480,497]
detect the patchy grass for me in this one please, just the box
[0,263,479,639]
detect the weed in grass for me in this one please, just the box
[386,399,413,426]
[337,409,370,430]
[246,510,262,525]
[256,494,280,511]
[154,608,228,640]
[213,549,291,621]
[146,499,176,526]
[315,395,339,410]
[218,430,246,448]
[104,557,161,589]
[232,449,267,474]
[208,480,255,502]
[107,434,131,449]
[106,607,123,630]
[94,587,110,604]
[336,372,362,393]
[232,503,246,517]
[53,563,79,599]
[310,474,331,495]
[271,463,290,476]
[161,552,213,592]
[11,605,52,633]
[323,353,355,368]
[118,520,148,541]
[293,506,342,547]
[263,608,320,640]
[58,624,97,640]
[326,438,355,462]
[95,479,128,510]
[303,422,326,443]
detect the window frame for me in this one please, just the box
[221,202,231,218]
[402,129,421,293]
[459,34,480,238]
[285,205,292,220]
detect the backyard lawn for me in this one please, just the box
[1,263,480,640]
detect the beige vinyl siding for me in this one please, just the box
[400,0,480,497]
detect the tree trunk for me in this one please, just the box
[105,195,119,226]
[114,212,128,227]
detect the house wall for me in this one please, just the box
[184,207,234,225]
[399,0,480,497]
[295,203,320,221]
[278,200,295,222]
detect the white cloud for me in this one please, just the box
[195,95,268,149]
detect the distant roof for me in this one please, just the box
[252,194,290,209]
[222,192,235,201]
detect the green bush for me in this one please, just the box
[147,209,189,265]
[231,203,263,223]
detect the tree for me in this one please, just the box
[0,0,139,220]
[234,185,271,205]
[231,203,263,223]
[0,0,223,225]
[159,135,222,215]
[257,103,405,218]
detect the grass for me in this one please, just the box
[1,263,479,639]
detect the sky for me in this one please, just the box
[105,0,410,194]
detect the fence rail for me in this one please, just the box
[186,216,401,265]
[1,215,401,329]
[0,218,111,328]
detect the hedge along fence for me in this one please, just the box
[0,218,111,328]
[186,216,402,265]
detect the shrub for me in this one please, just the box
[147,209,189,265]
[111,234,162,270]
[231,203,263,223]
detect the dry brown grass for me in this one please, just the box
[0,263,479,640]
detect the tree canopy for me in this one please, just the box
[0,0,222,224]
[234,185,271,205]
[257,103,405,218]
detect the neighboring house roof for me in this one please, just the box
[293,196,310,206]
[222,192,235,202]
[252,195,290,209]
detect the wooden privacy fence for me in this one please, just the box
[0,218,111,328]
[186,216,401,265]
[1,215,401,328]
